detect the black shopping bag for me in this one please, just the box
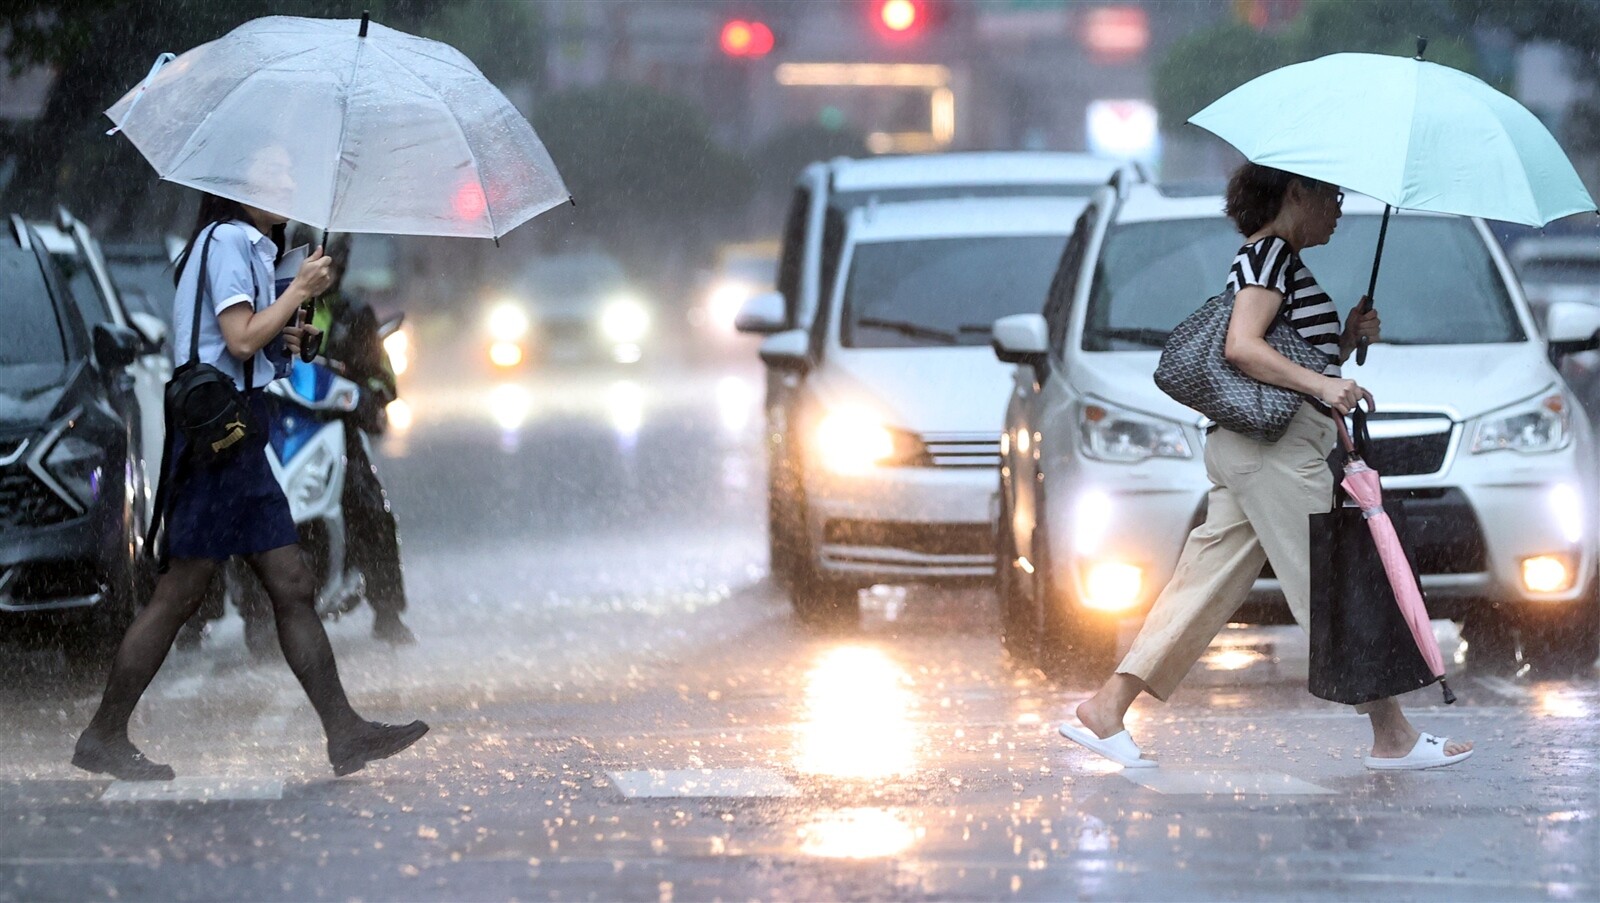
[1308,500,1440,705]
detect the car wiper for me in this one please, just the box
[855,317,960,344]
[1084,326,1171,347]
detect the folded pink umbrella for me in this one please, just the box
[1334,415,1456,704]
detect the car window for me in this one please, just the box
[840,234,1068,349]
[51,251,114,329]
[1044,207,1096,355]
[1517,257,1600,286]
[0,248,71,365]
[776,187,810,325]
[1083,215,1523,351]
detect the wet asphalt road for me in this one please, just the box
[0,359,1596,902]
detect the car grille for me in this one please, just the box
[920,432,1001,469]
[0,467,76,529]
[824,519,994,557]
[1360,413,1454,477]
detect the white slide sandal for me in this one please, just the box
[1364,732,1474,771]
[1059,722,1157,769]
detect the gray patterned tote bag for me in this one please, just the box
[1153,288,1331,442]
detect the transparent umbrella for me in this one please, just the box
[105,14,569,240]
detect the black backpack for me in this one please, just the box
[148,225,257,561]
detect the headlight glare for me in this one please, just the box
[487,302,529,341]
[1471,392,1570,454]
[602,297,651,344]
[1078,399,1192,462]
[814,409,921,475]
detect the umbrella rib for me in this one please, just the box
[325,33,368,232]
[363,40,500,238]
[160,44,331,179]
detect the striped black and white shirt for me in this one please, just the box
[1226,236,1340,377]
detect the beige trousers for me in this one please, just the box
[1119,403,1338,701]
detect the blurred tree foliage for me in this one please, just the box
[530,83,754,281]
[0,0,550,233]
[1154,0,1486,133]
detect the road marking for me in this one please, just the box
[1120,768,1335,796]
[608,768,799,799]
[100,777,284,802]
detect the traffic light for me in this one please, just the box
[870,0,940,43]
[720,19,775,58]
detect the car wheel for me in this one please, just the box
[767,456,805,589]
[1033,505,1118,683]
[1461,605,1521,674]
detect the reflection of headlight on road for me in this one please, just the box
[383,329,410,376]
[487,301,529,341]
[607,380,644,438]
[601,297,651,344]
[708,281,754,333]
[489,341,523,368]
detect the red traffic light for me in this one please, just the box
[873,0,924,38]
[720,19,774,58]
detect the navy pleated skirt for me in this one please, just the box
[165,392,298,561]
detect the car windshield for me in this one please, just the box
[1082,215,1523,351]
[518,253,629,302]
[1517,257,1600,286]
[841,235,1068,348]
[105,248,176,324]
[0,248,70,365]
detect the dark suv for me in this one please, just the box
[1,216,150,654]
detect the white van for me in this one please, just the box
[992,183,1600,675]
[757,196,1086,621]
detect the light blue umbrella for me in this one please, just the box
[1190,40,1596,362]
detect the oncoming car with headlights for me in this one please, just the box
[992,183,1600,675]
[759,196,1085,621]
[484,251,652,369]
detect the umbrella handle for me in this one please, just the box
[1332,404,1371,455]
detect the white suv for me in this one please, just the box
[737,152,1141,590]
[992,183,1600,675]
[759,196,1086,620]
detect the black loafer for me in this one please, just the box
[72,734,175,782]
[328,720,429,776]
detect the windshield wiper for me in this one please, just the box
[1085,326,1171,348]
[855,317,960,345]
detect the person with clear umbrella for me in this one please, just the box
[73,173,428,781]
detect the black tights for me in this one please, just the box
[85,546,364,741]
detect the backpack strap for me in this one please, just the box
[187,225,217,367]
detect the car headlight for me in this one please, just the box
[44,432,104,509]
[601,296,651,344]
[487,301,530,342]
[1471,390,1570,454]
[813,408,923,475]
[1078,399,1192,462]
[382,328,410,376]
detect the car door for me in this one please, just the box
[71,223,169,523]
[1004,200,1103,565]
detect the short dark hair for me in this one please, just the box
[1224,163,1325,236]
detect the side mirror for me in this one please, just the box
[1545,301,1600,358]
[92,322,141,370]
[758,329,810,371]
[128,311,168,353]
[377,312,406,340]
[992,313,1050,370]
[735,291,787,335]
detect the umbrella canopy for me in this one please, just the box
[1190,49,1595,227]
[105,15,569,240]
[1334,413,1454,704]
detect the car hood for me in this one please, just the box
[809,347,1014,433]
[0,362,82,434]
[1074,343,1562,424]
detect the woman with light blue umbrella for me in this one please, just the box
[1189,39,1597,363]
